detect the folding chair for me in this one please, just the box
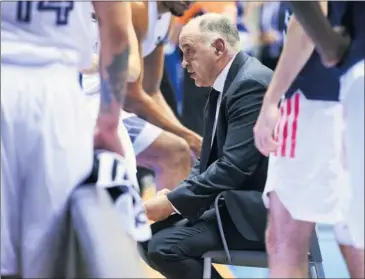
[202,193,326,278]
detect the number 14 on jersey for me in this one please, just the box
[17,1,74,25]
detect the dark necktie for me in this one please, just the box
[200,88,220,172]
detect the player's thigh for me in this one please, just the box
[266,192,315,249]
[122,115,163,157]
[263,92,349,225]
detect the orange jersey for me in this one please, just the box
[175,2,236,25]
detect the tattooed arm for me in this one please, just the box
[92,1,131,155]
[289,1,350,67]
[93,1,130,112]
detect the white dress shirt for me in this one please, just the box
[170,55,236,215]
[211,56,236,145]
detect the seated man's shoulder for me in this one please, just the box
[226,55,272,100]
[230,73,270,98]
[239,56,273,87]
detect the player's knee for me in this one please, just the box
[170,137,191,165]
[157,133,191,169]
[265,193,314,257]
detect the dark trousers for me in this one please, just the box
[139,206,265,279]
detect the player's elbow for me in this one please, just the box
[127,56,141,82]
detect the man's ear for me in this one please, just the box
[212,38,226,56]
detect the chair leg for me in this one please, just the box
[203,257,212,279]
[309,262,326,278]
[314,262,326,278]
[309,262,318,278]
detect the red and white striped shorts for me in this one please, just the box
[263,91,351,225]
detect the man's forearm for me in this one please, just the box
[264,17,316,104]
[289,1,350,67]
[151,91,181,123]
[99,46,130,115]
[96,2,131,116]
[125,91,192,138]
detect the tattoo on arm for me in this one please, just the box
[99,46,130,114]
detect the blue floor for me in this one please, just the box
[230,225,350,278]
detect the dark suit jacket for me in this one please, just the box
[167,52,273,242]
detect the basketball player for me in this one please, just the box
[284,4,364,257]
[253,2,363,278]
[1,1,140,277]
[83,1,196,191]
[300,3,365,277]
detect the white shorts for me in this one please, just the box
[339,59,365,249]
[1,64,94,276]
[121,113,162,156]
[82,68,163,157]
[263,91,351,225]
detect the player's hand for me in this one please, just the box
[144,195,174,222]
[253,99,279,156]
[156,188,171,197]
[94,115,125,157]
[184,132,202,158]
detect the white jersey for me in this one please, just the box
[142,1,171,57]
[1,1,93,68]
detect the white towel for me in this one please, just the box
[93,150,152,242]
